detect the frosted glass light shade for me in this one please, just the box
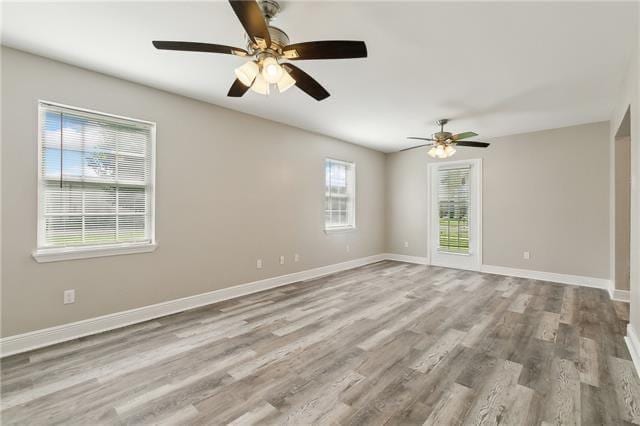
[428,143,457,159]
[277,69,296,93]
[262,57,283,84]
[234,61,259,87]
[251,73,270,95]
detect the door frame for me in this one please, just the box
[426,158,483,271]
[610,106,633,298]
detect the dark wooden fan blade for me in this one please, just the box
[227,78,252,97]
[407,137,435,141]
[228,0,271,48]
[282,41,367,60]
[455,141,490,148]
[152,41,248,56]
[282,64,330,101]
[451,131,478,141]
[400,143,431,152]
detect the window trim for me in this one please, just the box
[436,164,472,255]
[324,157,357,233]
[426,158,482,271]
[32,242,158,263]
[33,100,157,262]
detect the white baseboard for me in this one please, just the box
[0,253,625,357]
[385,255,614,292]
[0,254,386,358]
[479,264,611,290]
[609,285,631,303]
[626,324,640,379]
[383,253,428,265]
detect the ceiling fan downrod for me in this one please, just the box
[259,0,281,23]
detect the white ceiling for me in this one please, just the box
[2,1,637,152]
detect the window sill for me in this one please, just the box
[437,249,471,257]
[32,242,158,263]
[324,226,357,234]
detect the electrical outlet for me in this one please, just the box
[294,253,300,262]
[256,259,263,269]
[523,251,530,260]
[404,241,409,248]
[63,289,75,304]
[346,244,350,253]
[280,255,285,265]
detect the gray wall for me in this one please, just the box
[386,122,611,279]
[0,47,386,337]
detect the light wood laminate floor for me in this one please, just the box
[1,261,637,425]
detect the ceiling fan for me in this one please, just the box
[152,0,367,101]
[402,119,490,158]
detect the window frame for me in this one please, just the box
[33,100,157,263]
[436,164,471,255]
[324,157,356,233]
[427,158,482,271]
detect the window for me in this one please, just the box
[324,158,355,231]
[34,101,156,262]
[438,165,470,254]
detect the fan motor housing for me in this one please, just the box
[245,26,289,54]
[268,26,290,50]
[434,132,452,140]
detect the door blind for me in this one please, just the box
[438,165,470,253]
[38,103,154,249]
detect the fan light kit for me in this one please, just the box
[402,119,491,158]
[233,55,294,95]
[153,0,367,101]
[429,144,456,159]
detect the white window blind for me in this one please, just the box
[438,165,470,254]
[37,102,155,252]
[324,158,356,230]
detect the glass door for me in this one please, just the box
[428,159,482,271]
